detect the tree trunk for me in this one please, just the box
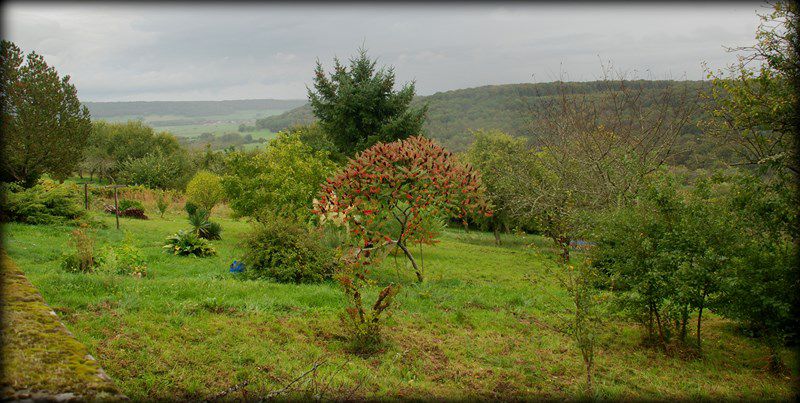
[585,360,593,395]
[653,305,667,351]
[398,241,423,282]
[696,304,704,351]
[680,305,689,342]
[493,226,501,246]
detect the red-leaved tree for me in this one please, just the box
[314,135,491,282]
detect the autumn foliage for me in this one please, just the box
[315,135,491,281]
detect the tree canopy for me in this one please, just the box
[308,48,428,156]
[1,40,92,186]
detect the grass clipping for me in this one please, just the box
[0,254,124,400]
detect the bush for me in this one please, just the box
[221,131,337,221]
[188,209,222,240]
[60,228,97,273]
[184,201,198,216]
[185,170,225,213]
[2,178,84,224]
[156,190,171,217]
[117,199,144,211]
[163,230,216,257]
[97,233,148,277]
[118,150,194,190]
[241,213,338,283]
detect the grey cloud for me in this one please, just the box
[2,2,763,101]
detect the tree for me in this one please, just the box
[221,131,337,221]
[465,129,529,244]
[285,123,346,164]
[185,170,225,214]
[508,71,696,262]
[308,48,428,156]
[703,0,798,175]
[81,120,190,185]
[118,150,194,190]
[712,171,797,372]
[591,172,748,352]
[314,135,491,282]
[702,0,798,371]
[1,40,91,186]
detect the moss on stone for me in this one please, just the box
[1,254,126,400]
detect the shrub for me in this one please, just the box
[315,135,491,282]
[185,170,225,213]
[60,228,97,273]
[163,230,216,257]
[184,201,198,216]
[188,209,222,240]
[221,131,337,221]
[156,190,170,217]
[119,150,194,190]
[2,178,84,224]
[241,213,338,283]
[117,199,144,211]
[98,236,148,277]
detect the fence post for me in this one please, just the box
[114,186,120,230]
[84,183,89,210]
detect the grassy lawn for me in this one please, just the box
[3,208,795,400]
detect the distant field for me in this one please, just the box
[96,109,286,139]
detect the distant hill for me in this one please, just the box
[255,80,725,168]
[83,99,307,119]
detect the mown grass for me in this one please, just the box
[2,207,796,400]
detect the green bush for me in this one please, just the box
[118,199,144,211]
[163,230,217,257]
[98,233,148,277]
[2,178,84,224]
[185,170,225,213]
[188,209,222,240]
[60,228,98,273]
[241,213,338,283]
[184,201,198,216]
[156,190,171,217]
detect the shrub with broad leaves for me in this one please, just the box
[163,230,217,257]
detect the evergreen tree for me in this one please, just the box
[307,48,427,156]
[1,40,91,186]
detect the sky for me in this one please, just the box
[2,2,766,102]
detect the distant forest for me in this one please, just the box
[83,99,307,118]
[256,81,725,169]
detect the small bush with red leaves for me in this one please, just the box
[315,135,491,281]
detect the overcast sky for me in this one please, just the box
[2,2,766,102]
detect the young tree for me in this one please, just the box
[185,170,225,214]
[1,40,91,186]
[221,131,337,221]
[508,70,696,262]
[712,171,797,372]
[314,135,491,282]
[308,48,428,156]
[465,129,529,245]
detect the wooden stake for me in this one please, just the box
[114,186,120,230]
[84,183,89,210]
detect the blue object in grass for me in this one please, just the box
[229,260,244,273]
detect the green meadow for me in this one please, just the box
[3,209,794,400]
